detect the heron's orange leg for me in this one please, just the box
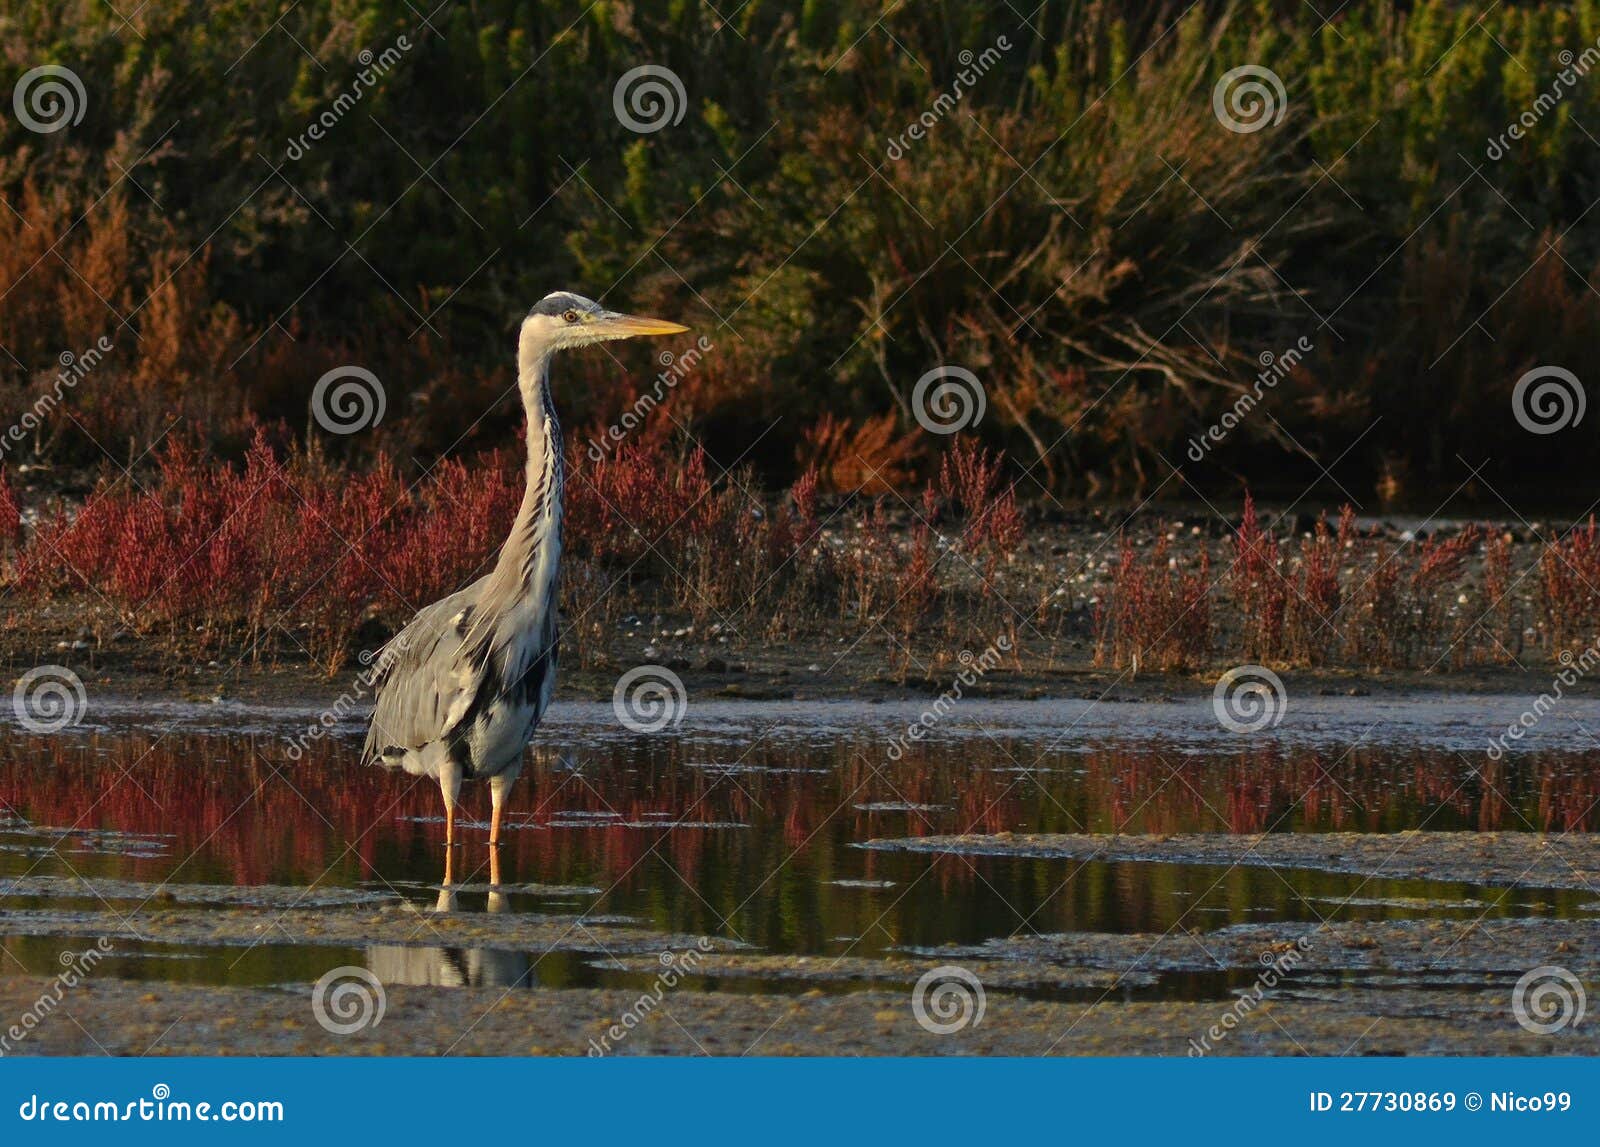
[438,759,464,895]
[488,772,511,890]
[488,774,511,848]
[439,761,464,845]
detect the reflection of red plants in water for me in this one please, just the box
[1,734,1595,903]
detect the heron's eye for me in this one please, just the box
[562,310,579,324]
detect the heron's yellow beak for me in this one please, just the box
[598,312,689,337]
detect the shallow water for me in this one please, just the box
[2,696,1597,997]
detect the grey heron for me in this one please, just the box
[361,292,687,888]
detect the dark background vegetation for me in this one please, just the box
[4,0,1599,503]
[4,0,1599,677]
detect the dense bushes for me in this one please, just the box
[4,1,1600,498]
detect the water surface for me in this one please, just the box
[2,696,1596,996]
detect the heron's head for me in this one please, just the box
[519,292,688,357]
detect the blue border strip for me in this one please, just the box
[3,1057,1597,1143]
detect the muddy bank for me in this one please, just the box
[0,875,608,907]
[863,832,1600,892]
[594,916,1600,980]
[2,973,1591,1057]
[911,916,1600,975]
[11,880,1596,986]
[0,875,400,909]
[588,952,1155,991]
[11,645,1600,711]
[0,900,739,956]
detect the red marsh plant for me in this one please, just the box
[10,435,1564,680]
[1338,525,1480,670]
[1539,517,1600,657]
[1229,494,1287,661]
[0,468,20,553]
[934,439,1023,576]
[1091,492,1534,674]
[1281,509,1351,666]
[1095,534,1212,674]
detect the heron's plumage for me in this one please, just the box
[358,292,685,853]
[361,307,569,783]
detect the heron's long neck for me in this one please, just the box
[486,348,564,608]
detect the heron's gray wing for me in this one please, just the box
[360,580,487,766]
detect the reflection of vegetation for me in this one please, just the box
[0,936,368,991]
[5,2,1600,495]
[1,729,1594,963]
